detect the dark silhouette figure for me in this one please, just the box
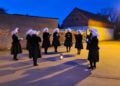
[86,32,92,50]
[11,28,22,60]
[52,29,60,53]
[87,29,99,69]
[30,31,41,66]
[42,30,51,54]
[64,29,72,52]
[26,34,33,58]
[74,31,83,55]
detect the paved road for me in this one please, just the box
[0,41,120,86]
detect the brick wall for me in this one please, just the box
[0,14,58,50]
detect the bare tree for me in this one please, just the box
[98,8,120,39]
[98,8,117,23]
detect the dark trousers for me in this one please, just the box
[66,46,71,52]
[13,54,18,60]
[44,48,48,54]
[33,57,37,66]
[77,49,81,54]
[54,46,58,52]
[90,60,96,68]
[28,49,32,58]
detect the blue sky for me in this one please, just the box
[0,0,119,24]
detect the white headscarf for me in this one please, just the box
[26,29,33,35]
[90,28,98,37]
[53,28,59,33]
[43,27,49,32]
[65,28,72,33]
[11,27,19,35]
[32,30,37,35]
[32,30,40,36]
[77,29,82,34]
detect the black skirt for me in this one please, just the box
[11,42,22,55]
[88,49,99,62]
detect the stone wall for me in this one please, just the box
[0,29,11,50]
[0,14,58,50]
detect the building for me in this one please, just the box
[0,13,58,50]
[61,7,114,41]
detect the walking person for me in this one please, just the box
[74,30,83,55]
[30,30,41,66]
[26,29,33,59]
[52,28,60,53]
[87,29,99,69]
[64,28,72,52]
[42,27,51,54]
[11,27,23,60]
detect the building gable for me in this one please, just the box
[62,7,113,28]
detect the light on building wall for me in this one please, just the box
[88,19,113,41]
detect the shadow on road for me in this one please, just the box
[0,58,91,86]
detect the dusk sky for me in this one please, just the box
[0,0,120,24]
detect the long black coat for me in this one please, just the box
[11,34,22,55]
[86,33,92,50]
[88,36,99,62]
[75,34,83,49]
[52,32,60,47]
[26,34,32,50]
[42,32,51,48]
[30,35,41,58]
[64,32,72,47]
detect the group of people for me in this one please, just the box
[11,28,41,66]
[10,27,99,69]
[63,28,99,69]
[10,27,61,66]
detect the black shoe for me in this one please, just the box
[29,57,32,59]
[87,67,93,70]
[93,66,96,69]
[45,52,47,54]
[34,64,38,66]
[13,58,18,61]
[38,56,42,58]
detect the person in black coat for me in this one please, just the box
[42,27,51,54]
[52,28,60,53]
[30,30,41,66]
[86,32,92,50]
[74,30,83,55]
[64,28,72,52]
[88,29,99,69]
[11,27,22,60]
[26,29,33,58]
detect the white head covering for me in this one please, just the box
[77,29,82,34]
[90,28,98,37]
[32,30,37,35]
[53,28,59,33]
[11,27,19,35]
[43,27,49,32]
[32,30,40,36]
[65,28,72,33]
[26,29,33,35]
